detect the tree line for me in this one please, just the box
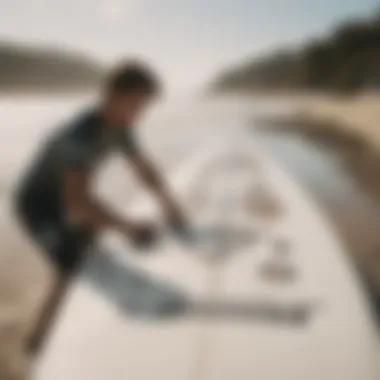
[211,11,380,94]
[0,43,103,93]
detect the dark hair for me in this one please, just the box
[106,61,161,96]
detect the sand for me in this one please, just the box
[296,94,380,147]
[0,199,56,380]
[252,92,380,148]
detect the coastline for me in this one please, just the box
[255,93,380,205]
[254,93,380,300]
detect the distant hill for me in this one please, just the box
[0,43,103,93]
[210,11,380,94]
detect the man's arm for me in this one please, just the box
[63,168,129,232]
[128,152,186,227]
[64,168,157,247]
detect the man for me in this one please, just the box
[14,61,186,355]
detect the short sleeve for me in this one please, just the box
[118,129,140,158]
[60,135,93,170]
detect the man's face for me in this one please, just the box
[109,91,153,126]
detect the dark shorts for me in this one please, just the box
[15,187,94,275]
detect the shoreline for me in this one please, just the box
[253,95,380,304]
[254,94,380,206]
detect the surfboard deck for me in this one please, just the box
[33,140,380,380]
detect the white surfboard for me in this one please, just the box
[33,139,380,380]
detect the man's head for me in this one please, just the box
[104,61,161,126]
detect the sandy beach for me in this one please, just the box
[0,202,54,380]
[296,93,380,202]
[271,93,379,142]
[258,93,380,198]
[295,94,380,146]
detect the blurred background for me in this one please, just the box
[0,1,380,379]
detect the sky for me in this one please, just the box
[0,0,378,91]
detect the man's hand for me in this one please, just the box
[165,205,188,232]
[122,221,158,249]
[128,151,189,234]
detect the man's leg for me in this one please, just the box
[26,228,93,356]
[15,189,93,356]
[26,272,72,355]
